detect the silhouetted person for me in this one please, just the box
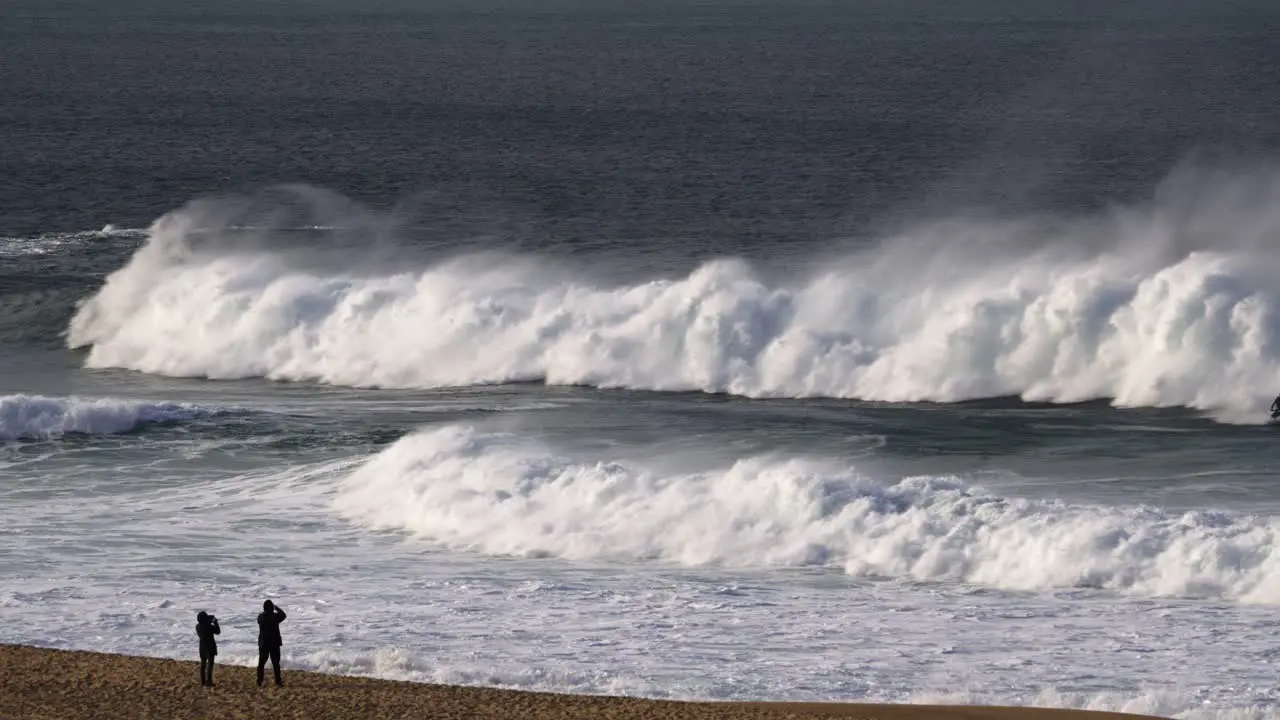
[256,599,287,687]
[195,611,220,687]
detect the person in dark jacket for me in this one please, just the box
[256,599,287,687]
[195,611,220,687]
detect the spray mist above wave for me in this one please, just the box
[66,167,1280,416]
[334,424,1280,603]
[0,394,205,442]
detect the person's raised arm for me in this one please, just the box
[276,607,287,622]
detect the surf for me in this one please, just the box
[65,165,1280,420]
[0,394,205,442]
[332,424,1280,604]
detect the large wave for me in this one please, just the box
[66,167,1280,416]
[0,394,203,442]
[334,424,1280,603]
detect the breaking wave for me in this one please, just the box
[67,166,1280,418]
[0,394,204,442]
[335,424,1280,603]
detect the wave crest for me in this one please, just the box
[66,170,1280,417]
[334,425,1280,603]
[0,394,203,442]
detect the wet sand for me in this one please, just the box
[0,644,1168,720]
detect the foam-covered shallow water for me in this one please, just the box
[3,385,1280,719]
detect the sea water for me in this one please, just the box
[4,1,1280,717]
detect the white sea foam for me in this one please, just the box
[36,641,1275,719]
[1,416,1273,719]
[212,647,1280,719]
[65,168,1280,418]
[335,424,1280,603]
[0,394,203,442]
[908,688,1280,720]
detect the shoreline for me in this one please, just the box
[0,643,1170,720]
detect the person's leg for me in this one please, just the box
[270,647,282,686]
[207,656,214,686]
[257,648,268,686]
[199,657,206,685]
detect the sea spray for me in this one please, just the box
[67,169,1280,417]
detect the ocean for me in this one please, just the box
[4,0,1280,716]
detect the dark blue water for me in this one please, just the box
[6,0,1279,244]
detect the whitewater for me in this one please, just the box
[3,391,1277,604]
[66,171,1280,421]
[334,423,1280,602]
[5,385,1280,718]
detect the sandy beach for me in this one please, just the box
[0,644,1169,720]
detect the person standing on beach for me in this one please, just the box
[195,611,220,687]
[256,599,287,687]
